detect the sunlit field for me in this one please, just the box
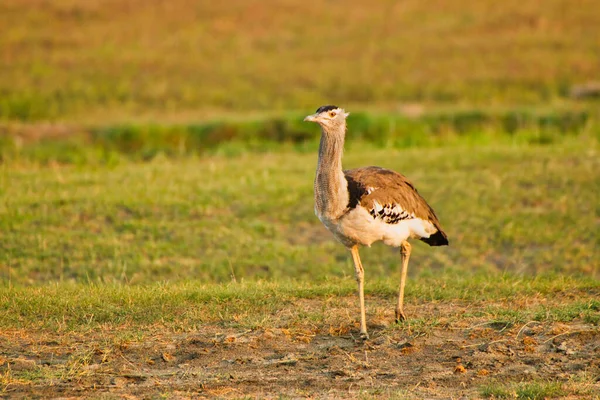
[1,0,599,398]
[1,136,599,397]
[1,0,599,122]
[1,138,598,285]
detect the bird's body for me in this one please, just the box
[305,105,448,339]
[318,166,447,248]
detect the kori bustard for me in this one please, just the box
[304,105,448,339]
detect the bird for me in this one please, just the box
[304,105,448,340]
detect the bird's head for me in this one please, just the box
[303,105,350,131]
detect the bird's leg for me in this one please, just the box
[395,241,412,323]
[350,245,369,340]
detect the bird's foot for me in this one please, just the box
[395,309,407,323]
[359,331,370,341]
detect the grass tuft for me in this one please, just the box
[481,381,565,399]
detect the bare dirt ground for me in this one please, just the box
[2,297,599,399]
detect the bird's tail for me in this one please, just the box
[420,229,449,246]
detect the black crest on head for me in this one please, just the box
[315,105,338,113]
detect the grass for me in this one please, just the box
[1,0,599,122]
[1,275,598,332]
[1,136,598,287]
[2,107,598,164]
[1,275,598,397]
[1,136,595,398]
[0,134,598,334]
[480,380,565,399]
[2,1,599,396]
[479,376,600,400]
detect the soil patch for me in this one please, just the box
[2,298,599,398]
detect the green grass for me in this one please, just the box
[0,136,598,399]
[2,2,599,395]
[2,108,598,164]
[1,137,598,287]
[1,0,599,122]
[481,380,567,399]
[1,275,598,331]
[0,135,598,332]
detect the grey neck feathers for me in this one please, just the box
[314,122,350,220]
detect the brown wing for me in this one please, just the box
[344,166,448,245]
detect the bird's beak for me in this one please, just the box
[304,114,318,122]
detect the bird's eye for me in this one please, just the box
[329,111,336,118]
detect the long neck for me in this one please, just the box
[314,126,349,220]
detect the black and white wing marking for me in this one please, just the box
[368,200,416,225]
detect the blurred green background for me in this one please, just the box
[0,0,598,285]
[1,0,599,121]
[1,0,599,147]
